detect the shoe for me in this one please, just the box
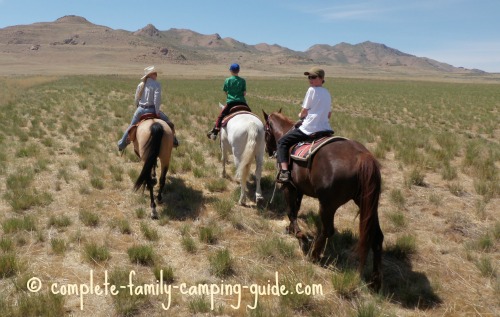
[206,130,214,139]
[117,141,126,152]
[277,170,291,183]
[206,129,218,140]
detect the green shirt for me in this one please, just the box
[223,75,246,104]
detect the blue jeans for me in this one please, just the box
[117,107,170,150]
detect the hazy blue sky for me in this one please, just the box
[1,0,499,72]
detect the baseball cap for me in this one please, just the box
[304,67,325,78]
[229,63,240,72]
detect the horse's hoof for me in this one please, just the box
[152,178,158,186]
[151,209,158,220]
[370,273,382,292]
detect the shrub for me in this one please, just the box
[0,253,19,279]
[209,248,234,278]
[140,222,159,241]
[199,223,220,245]
[79,209,100,227]
[84,242,111,263]
[2,216,37,234]
[389,189,405,208]
[50,238,67,255]
[127,245,155,266]
[47,215,72,229]
[109,268,149,316]
[153,265,174,284]
[331,269,361,298]
[206,178,227,192]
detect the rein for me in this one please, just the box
[265,113,297,201]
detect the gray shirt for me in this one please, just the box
[135,78,162,114]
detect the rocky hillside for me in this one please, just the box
[0,15,485,75]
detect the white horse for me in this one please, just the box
[218,104,265,205]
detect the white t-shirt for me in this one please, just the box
[299,86,332,135]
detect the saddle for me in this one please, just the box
[221,109,260,128]
[290,133,347,162]
[127,113,159,143]
[228,104,251,114]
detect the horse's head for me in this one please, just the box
[263,110,277,157]
[262,109,294,157]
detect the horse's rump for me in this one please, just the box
[221,111,260,128]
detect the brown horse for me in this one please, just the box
[132,119,174,219]
[263,110,384,290]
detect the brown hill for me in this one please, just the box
[0,15,486,76]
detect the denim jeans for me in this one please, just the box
[117,107,170,150]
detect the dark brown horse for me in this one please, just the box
[263,110,384,289]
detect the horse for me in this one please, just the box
[219,105,265,205]
[263,110,384,290]
[132,118,174,219]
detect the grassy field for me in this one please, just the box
[0,75,498,316]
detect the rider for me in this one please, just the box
[207,63,249,140]
[117,65,179,151]
[276,67,333,183]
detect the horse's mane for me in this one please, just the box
[273,112,294,124]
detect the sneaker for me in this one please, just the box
[117,141,126,152]
[207,129,218,140]
[277,170,291,183]
[206,130,214,139]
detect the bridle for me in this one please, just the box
[264,114,277,158]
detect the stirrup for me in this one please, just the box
[277,170,291,183]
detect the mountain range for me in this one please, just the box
[0,15,486,76]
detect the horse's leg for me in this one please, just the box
[221,141,228,178]
[353,199,384,291]
[284,187,302,235]
[157,165,168,204]
[147,180,158,219]
[310,199,336,262]
[254,153,264,203]
[238,174,246,206]
[371,220,384,291]
[151,160,158,186]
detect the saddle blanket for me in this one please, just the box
[221,111,260,127]
[290,136,347,161]
[127,113,159,143]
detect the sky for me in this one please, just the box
[1,0,499,72]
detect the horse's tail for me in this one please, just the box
[134,122,164,191]
[356,152,384,272]
[236,121,258,184]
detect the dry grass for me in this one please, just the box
[0,74,498,317]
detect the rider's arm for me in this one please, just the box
[299,108,308,120]
[154,83,161,116]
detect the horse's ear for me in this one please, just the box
[262,110,268,121]
[278,108,282,113]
